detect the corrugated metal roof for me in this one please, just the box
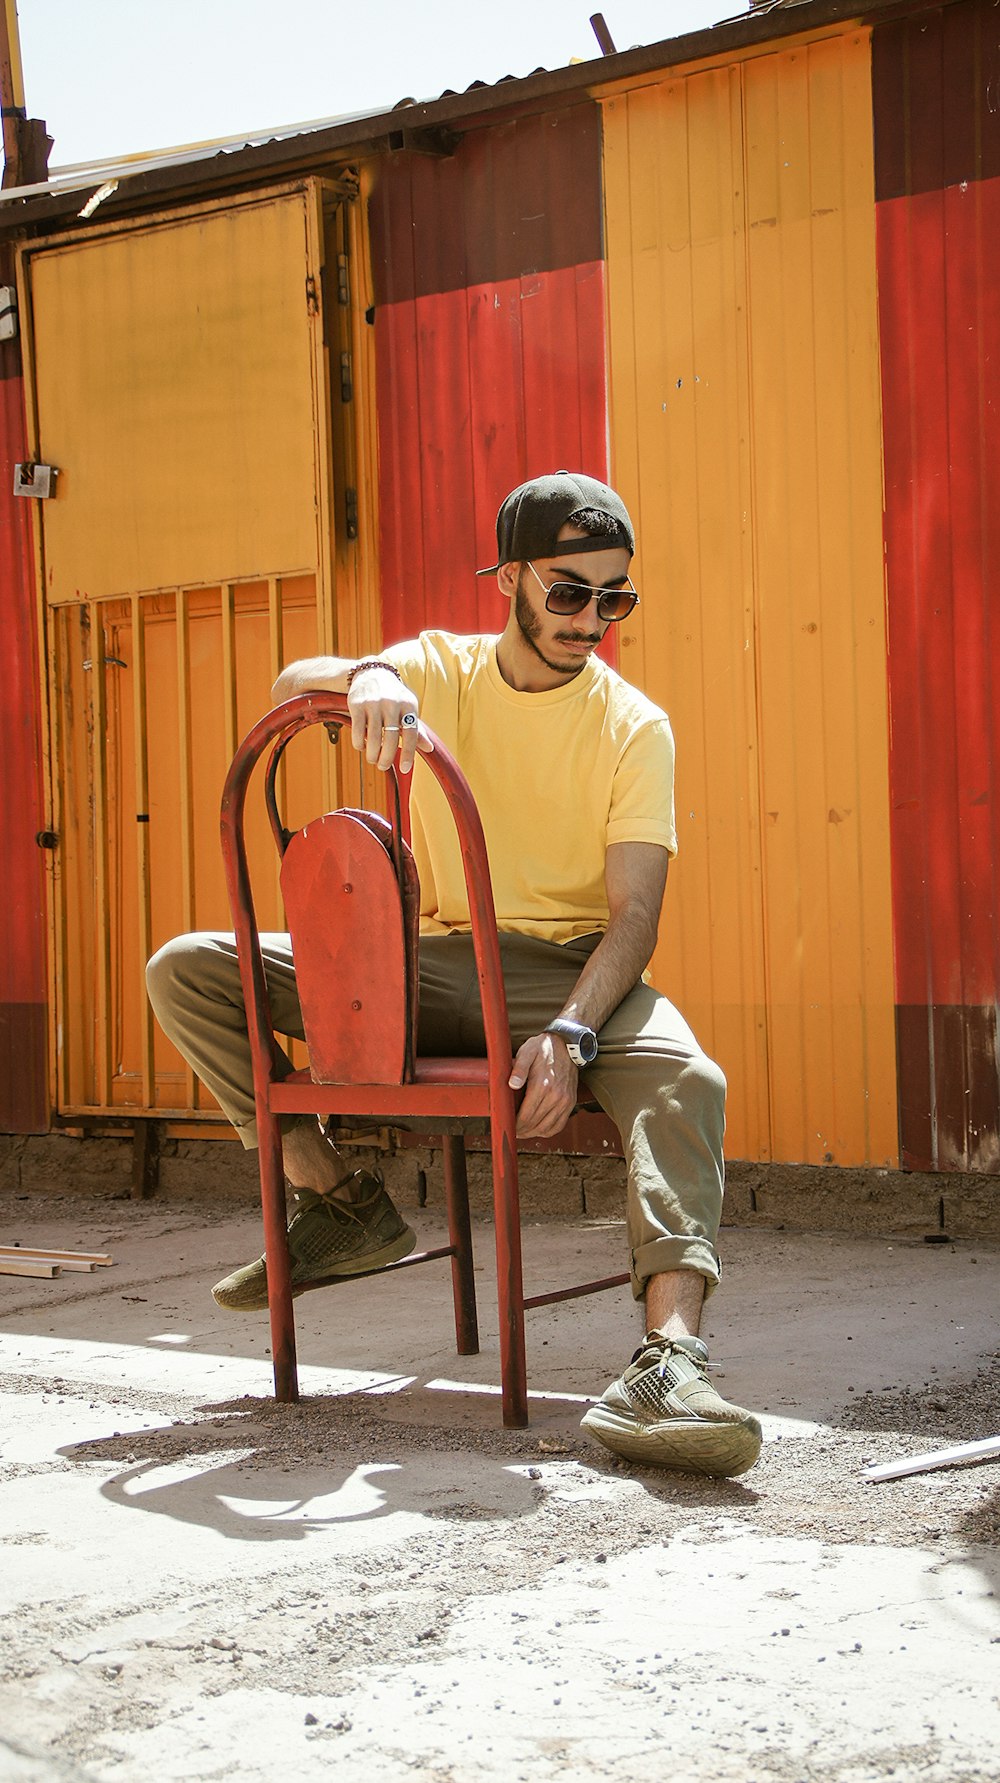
[0,0,959,233]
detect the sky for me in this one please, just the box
[13,0,743,172]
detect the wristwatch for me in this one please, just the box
[545,1018,599,1068]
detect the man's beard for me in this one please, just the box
[514,579,600,679]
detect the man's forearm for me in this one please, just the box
[271,656,357,703]
[557,904,659,1035]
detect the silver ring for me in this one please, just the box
[400,712,418,729]
[382,724,400,731]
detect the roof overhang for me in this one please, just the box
[0,0,964,239]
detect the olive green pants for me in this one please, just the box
[146,930,726,1298]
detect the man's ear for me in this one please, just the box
[497,561,519,598]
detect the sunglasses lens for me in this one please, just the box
[544,583,589,615]
[596,589,638,622]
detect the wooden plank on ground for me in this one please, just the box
[0,1246,112,1265]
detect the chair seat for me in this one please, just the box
[270,1057,495,1120]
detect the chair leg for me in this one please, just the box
[259,1113,299,1403]
[491,1116,528,1428]
[442,1135,479,1355]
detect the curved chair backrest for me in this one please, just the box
[280,806,420,1084]
[220,693,514,1107]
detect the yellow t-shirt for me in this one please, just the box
[383,632,677,942]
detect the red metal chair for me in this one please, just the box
[220,692,628,1427]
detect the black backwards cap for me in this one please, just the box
[476,471,635,575]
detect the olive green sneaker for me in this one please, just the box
[581,1331,762,1477]
[212,1171,416,1312]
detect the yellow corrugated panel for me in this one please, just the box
[602,29,897,1166]
[29,189,326,603]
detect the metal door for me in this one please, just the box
[21,181,355,1119]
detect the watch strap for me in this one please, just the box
[545,1018,599,1065]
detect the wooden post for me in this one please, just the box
[0,0,52,189]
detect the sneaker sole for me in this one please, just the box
[212,1225,417,1313]
[580,1403,762,1478]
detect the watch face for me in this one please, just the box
[549,1019,598,1065]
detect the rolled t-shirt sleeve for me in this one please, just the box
[380,638,429,702]
[606,718,678,855]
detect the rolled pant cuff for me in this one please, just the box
[631,1235,721,1302]
[235,1117,259,1151]
[235,1112,311,1152]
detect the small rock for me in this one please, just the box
[304,1712,318,1726]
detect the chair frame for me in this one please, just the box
[220,692,628,1428]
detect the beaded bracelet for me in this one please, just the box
[345,658,403,690]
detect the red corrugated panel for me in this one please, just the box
[0,257,49,1131]
[875,0,1000,1171]
[369,104,612,648]
[375,265,609,641]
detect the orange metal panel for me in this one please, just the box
[53,578,325,1117]
[602,67,770,1162]
[743,35,896,1167]
[602,29,897,1166]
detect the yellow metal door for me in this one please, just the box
[22,182,357,1120]
[601,31,898,1166]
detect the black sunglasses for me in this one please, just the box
[527,561,639,624]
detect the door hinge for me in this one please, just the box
[345,487,358,540]
[305,274,320,316]
[340,351,353,404]
[337,252,350,306]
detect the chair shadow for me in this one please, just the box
[58,1389,548,1546]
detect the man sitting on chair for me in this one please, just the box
[147,471,762,1479]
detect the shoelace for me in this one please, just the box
[639,1339,722,1378]
[292,1179,370,1225]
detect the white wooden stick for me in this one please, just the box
[0,1245,111,1265]
[8,1255,96,1272]
[864,1435,1000,1482]
[0,1258,61,1279]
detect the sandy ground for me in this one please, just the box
[1,1188,998,1782]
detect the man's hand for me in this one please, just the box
[271,655,433,776]
[509,1033,578,1138]
[346,666,430,776]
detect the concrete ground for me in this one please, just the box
[1,1186,998,1783]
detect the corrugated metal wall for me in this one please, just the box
[6,1,998,1174]
[874,0,1000,1171]
[601,30,898,1166]
[367,106,612,647]
[0,244,48,1132]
